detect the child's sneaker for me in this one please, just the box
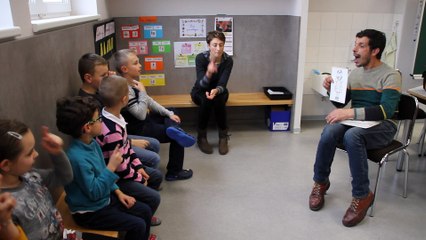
[165,169,193,181]
[151,216,162,226]
[166,127,196,147]
[149,234,159,240]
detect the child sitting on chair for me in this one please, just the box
[110,49,195,181]
[56,96,159,240]
[0,119,73,239]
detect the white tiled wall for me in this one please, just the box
[304,11,402,95]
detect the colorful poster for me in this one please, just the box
[144,56,164,71]
[129,40,148,55]
[139,74,165,86]
[143,24,163,38]
[215,17,234,55]
[121,25,140,39]
[173,41,208,68]
[152,40,171,54]
[93,19,116,59]
[179,18,206,38]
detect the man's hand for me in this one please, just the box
[325,108,355,124]
[323,75,333,93]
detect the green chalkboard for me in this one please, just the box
[413,3,426,77]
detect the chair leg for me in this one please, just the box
[403,150,409,198]
[395,120,402,140]
[369,161,384,217]
[418,119,426,156]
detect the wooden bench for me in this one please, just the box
[151,92,293,108]
[56,192,119,238]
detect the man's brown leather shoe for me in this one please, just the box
[309,181,330,211]
[342,191,374,227]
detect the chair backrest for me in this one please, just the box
[395,93,419,145]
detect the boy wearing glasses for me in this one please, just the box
[56,96,159,240]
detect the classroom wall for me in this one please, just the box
[0,21,99,165]
[114,15,300,95]
[108,0,306,131]
[113,15,300,127]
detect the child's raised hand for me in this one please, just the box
[0,175,16,231]
[40,126,64,155]
[107,145,123,172]
[0,192,16,230]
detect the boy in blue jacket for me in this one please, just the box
[56,96,158,240]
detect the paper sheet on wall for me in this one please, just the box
[215,17,234,56]
[329,67,348,103]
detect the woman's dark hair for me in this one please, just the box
[0,119,29,162]
[206,31,226,45]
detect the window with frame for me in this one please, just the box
[0,0,21,39]
[28,0,71,20]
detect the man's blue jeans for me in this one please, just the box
[313,120,397,198]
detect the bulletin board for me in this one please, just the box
[114,15,300,95]
[413,2,426,78]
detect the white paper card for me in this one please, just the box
[340,120,381,129]
[329,67,348,103]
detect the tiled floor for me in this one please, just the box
[152,120,426,240]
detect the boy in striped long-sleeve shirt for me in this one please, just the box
[95,75,162,225]
[308,29,402,228]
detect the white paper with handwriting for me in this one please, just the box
[329,67,348,104]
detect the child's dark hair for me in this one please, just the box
[206,31,226,45]
[99,75,129,107]
[356,29,386,59]
[56,96,99,138]
[0,119,29,162]
[78,53,108,82]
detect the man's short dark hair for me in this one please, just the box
[56,96,99,138]
[356,29,386,59]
